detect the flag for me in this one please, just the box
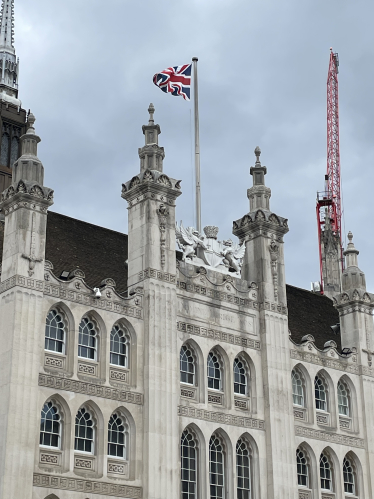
[153,64,192,101]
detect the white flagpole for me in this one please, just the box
[192,57,201,234]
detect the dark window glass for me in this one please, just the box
[75,408,94,453]
[78,317,97,360]
[236,438,251,498]
[181,429,197,499]
[110,325,129,367]
[320,453,332,491]
[40,401,61,448]
[108,413,127,458]
[180,345,195,385]
[209,434,225,498]
[296,449,308,487]
[45,309,65,353]
[207,352,221,391]
[234,358,247,395]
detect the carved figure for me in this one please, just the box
[176,222,206,261]
[221,239,246,274]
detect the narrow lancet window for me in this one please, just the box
[181,429,197,499]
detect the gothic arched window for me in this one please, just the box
[108,413,128,459]
[75,407,94,453]
[337,380,350,416]
[234,357,248,396]
[181,429,197,499]
[296,448,309,487]
[180,345,195,385]
[343,457,356,494]
[209,434,225,498]
[320,453,332,491]
[292,369,304,406]
[40,401,61,448]
[110,324,129,367]
[236,438,251,498]
[314,375,327,411]
[1,132,9,166]
[207,351,222,391]
[45,309,66,353]
[78,317,97,360]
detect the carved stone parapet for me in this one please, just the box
[232,208,288,240]
[178,405,265,430]
[333,289,374,311]
[0,179,54,212]
[121,170,182,205]
[295,425,365,448]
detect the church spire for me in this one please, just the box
[0,0,20,106]
[0,0,15,52]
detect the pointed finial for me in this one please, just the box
[348,231,353,242]
[27,112,36,132]
[148,103,155,124]
[254,146,261,166]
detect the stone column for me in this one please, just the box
[122,104,181,499]
[0,114,53,498]
[233,148,298,499]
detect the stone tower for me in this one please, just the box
[122,104,182,499]
[0,0,28,194]
[233,147,298,499]
[0,114,53,498]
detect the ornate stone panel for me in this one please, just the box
[44,353,66,370]
[38,374,143,405]
[178,405,265,430]
[78,361,98,377]
[290,349,360,375]
[180,386,197,401]
[32,473,142,497]
[295,426,364,448]
[177,321,261,350]
[298,490,312,499]
[207,391,224,406]
[74,456,94,470]
[234,397,249,410]
[293,408,307,422]
[138,267,176,283]
[110,367,130,384]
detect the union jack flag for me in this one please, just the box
[153,64,192,101]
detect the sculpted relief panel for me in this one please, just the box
[178,298,256,336]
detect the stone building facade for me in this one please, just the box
[1,2,374,498]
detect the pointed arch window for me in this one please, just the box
[209,434,225,498]
[110,324,129,367]
[181,429,197,499]
[78,317,97,360]
[296,448,309,487]
[234,357,248,396]
[292,369,304,406]
[236,438,251,498]
[314,375,327,411]
[108,413,128,459]
[320,453,332,491]
[1,132,9,166]
[40,401,61,448]
[180,345,195,385]
[45,309,65,353]
[337,380,350,416]
[207,351,222,391]
[10,135,18,167]
[343,457,356,494]
[75,407,94,453]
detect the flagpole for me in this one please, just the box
[192,57,201,234]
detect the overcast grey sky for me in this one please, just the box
[14,0,374,291]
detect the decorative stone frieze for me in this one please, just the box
[138,267,176,283]
[295,426,364,448]
[177,279,255,308]
[180,386,197,401]
[44,353,66,371]
[293,408,307,422]
[234,397,249,410]
[74,456,94,470]
[32,473,142,498]
[178,405,265,430]
[78,361,97,377]
[290,349,360,375]
[207,391,224,406]
[177,321,261,349]
[108,460,128,476]
[110,367,130,384]
[39,451,60,466]
[38,374,143,405]
[339,416,352,430]
[0,274,44,294]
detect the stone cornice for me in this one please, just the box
[295,426,365,449]
[0,180,53,213]
[177,321,261,350]
[122,170,181,204]
[138,267,176,284]
[290,349,360,376]
[178,405,265,430]
[232,209,289,240]
[38,374,143,405]
[0,274,142,319]
[33,473,142,498]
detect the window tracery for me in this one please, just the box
[291,369,304,407]
[40,401,61,448]
[180,345,196,385]
[343,456,355,494]
[234,358,248,396]
[296,448,308,488]
[181,429,197,499]
[110,324,129,367]
[207,351,222,391]
[108,413,128,459]
[78,317,97,360]
[338,380,350,416]
[314,375,327,411]
[236,438,251,498]
[75,407,94,453]
[320,452,332,491]
[45,309,65,354]
[209,434,225,498]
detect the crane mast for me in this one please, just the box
[316,49,343,295]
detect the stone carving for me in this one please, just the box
[339,417,351,430]
[221,239,246,275]
[40,453,59,465]
[269,237,279,300]
[178,405,265,430]
[177,280,255,309]
[208,392,223,405]
[293,409,305,420]
[157,174,172,187]
[38,374,143,405]
[175,222,206,261]
[157,204,169,268]
[44,355,64,369]
[295,426,365,448]
[78,362,97,376]
[290,349,360,375]
[316,413,329,426]
[177,321,261,350]
[181,387,196,399]
[110,368,129,383]
[75,457,93,469]
[138,267,176,283]
[1,179,54,203]
[108,462,126,474]
[22,212,43,276]
[234,398,248,410]
[298,491,311,499]
[33,473,142,498]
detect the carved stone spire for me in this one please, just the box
[138,103,165,173]
[247,146,271,211]
[342,231,366,292]
[13,113,44,185]
[0,0,20,106]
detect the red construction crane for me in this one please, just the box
[316,48,343,293]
